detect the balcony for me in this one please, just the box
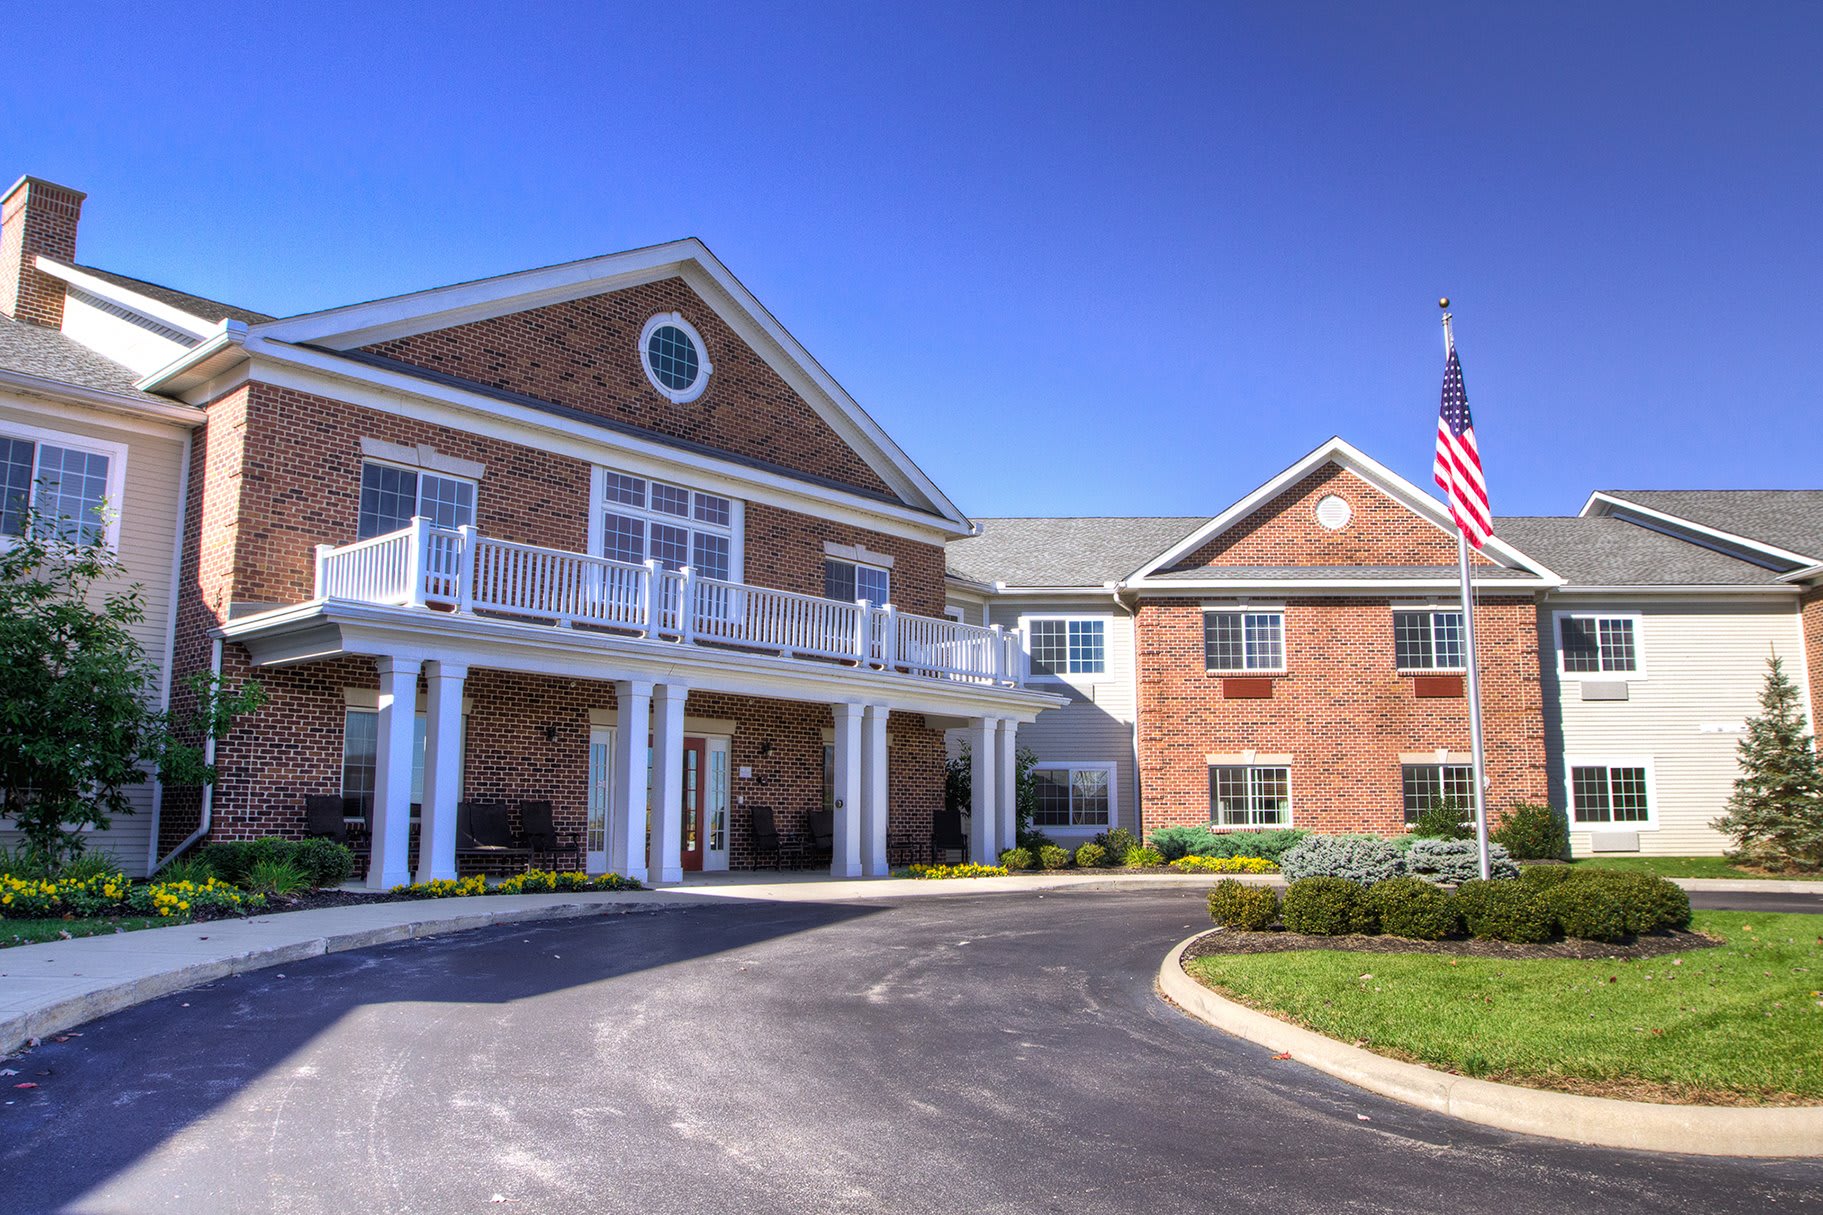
[312,518,1031,688]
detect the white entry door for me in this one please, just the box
[704,737,731,872]
[586,726,615,874]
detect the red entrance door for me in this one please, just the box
[681,737,707,871]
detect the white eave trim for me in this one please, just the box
[0,366,205,427]
[134,322,248,396]
[1131,436,1558,583]
[34,258,224,340]
[1778,563,1823,585]
[1124,577,1554,594]
[1581,492,1821,568]
[1540,583,1801,598]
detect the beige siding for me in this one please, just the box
[1539,596,1806,857]
[0,393,190,875]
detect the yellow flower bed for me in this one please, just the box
[389,870,642,899]
[904,862,1010,879]
[0,871,260,920]
[1169,854,1278,874]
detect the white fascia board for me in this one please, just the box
[217,341,968,542]
[34,258,222,340]
[1540,584,1800,599]
[992,584,1134,597]
[134,322,249,396]
[944,573,997,594]
[0,367,205,429]
[1125,578,1551,596]
[1130,436,1554,581]
[1583,492,1821,567]
[1777,563,1823,585]
[245,238,970,528]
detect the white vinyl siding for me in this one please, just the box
[1539,598,1806,856]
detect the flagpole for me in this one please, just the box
[1442,300,1494,882]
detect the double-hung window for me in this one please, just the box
[824,558,890,605]
[1028,618,1107,678]
[339,708,467,816]
[1569,763,1652,826]
[0,428,123,547]
[1558,614,1640,676]
[357,461,477,539]
[1203,609,1285,672]
[1400,763,1475,825]
[1031,765,1112,829]
[1209,765,1291,827]
[1393,610,1465,671]
[598,468,736,581]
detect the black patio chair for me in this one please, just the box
[748,805,805,870]
[804,809,835,866]
[931,808,968,864]
[457,801,534,870]
[517,801,580,870]
[303,794,348,844]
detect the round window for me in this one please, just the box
[638,313,712,404]
[1315,494,1352,530]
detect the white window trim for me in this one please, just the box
[1564,755,1659,831]
[1552,610,1648,681]
[1207,762,1294,830]
[358,437,486,481]
[1028,761,1117,834]
[358,458,479,536]
[1390,604,1468,674]
[1200,605,1288,675]
[823,540,895,569]
[1020,613,1112,683]
[0,420,129,552]
[639,312,713,405]
[825,554,892,605]
[588,464,744,582]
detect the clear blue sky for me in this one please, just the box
[7,2,1819,519]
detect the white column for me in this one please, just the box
[648,683,687,883]
[830,702,865,878]
[611,680,653,882]
[996,718,1019,854]
[414,659,467,883]
[366,656,422,889]
[860,704,890,877]
[969,717,998,865]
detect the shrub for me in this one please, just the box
[1405,838,1519,883]
[1455,878,1554,943]
[1150,826,1309,864]
[1073,843,1106,869]
[1492,801,1570,860]
[1409,797,1474,840]
[244,858,309,897]
[1207,879,1280,931]
[198,837,354,890]
[1123,846,1165,868]
[998,847,1034,871]
[1518,863,1573,890]
[1094,828,1139,865]
[1564,870,1692,933]
[1542,883,1629,942]
[1037,844,1071,870]
[1279,836,1407,883]
[1280,877,1377,935]
[290,838,356,888]
[1366,876,1460,940]
[905,862,1009,879]
[1170,854,1277,874]
[198,838,284,886]
[155,855,217,885]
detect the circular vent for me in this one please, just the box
[1315,494,1352,530]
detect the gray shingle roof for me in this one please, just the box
[1149,564,1536,582]
[60,262,274,325]
[945,517,1204,586]
[0,315,166,400]
[1494,516,1785,585]
[1598,490,1823,562]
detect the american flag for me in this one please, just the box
[1433,341,1492,549]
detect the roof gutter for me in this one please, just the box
[0,366,206,426]
[135,320,250,397]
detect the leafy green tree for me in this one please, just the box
[945,742,1041,844]
[0,507,261,867]
[1712,656,1823,871]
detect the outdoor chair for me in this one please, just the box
[456,801,534,869]
[930,808,968,864]
[303,794,348,844]
[748,805,805,870]
[804,809,835,866]
[517,801,580,870]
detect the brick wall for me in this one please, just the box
[359,275,895,500]
[1803,586,1823,726]
[1134,596,1548,836]
[0,177,83,327]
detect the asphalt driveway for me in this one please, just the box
[2,888,1818,1214]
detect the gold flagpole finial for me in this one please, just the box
[1438,297,1450,309]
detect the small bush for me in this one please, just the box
[1543,883,1629,942]
[290,838,356,888]
[1455,879,1554,943]
[244,858,309,896]
[1366,877,1460,940]
[1409,798,1474,841]
[1279,836,1407,883]
[197,837,354,890]
[998,847,1034,871]
[1565,870,1692,933]
[1406,838,1519,883]
[1073,843,1107,868]
[1094,828,1139,864]
[155,855,217,885]
[1280,877,1377,935]
[1124,845,1165,868]
[1149,826,1309,863]
[1037,844,1071,870]
[1492,801,1570,860]
[1518,863,1573,890]
[1207,879,1280,931]
[1170,854,1277,874]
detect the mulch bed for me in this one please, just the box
[1182,926,1721,962]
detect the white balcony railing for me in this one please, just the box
[314,518,1030,688]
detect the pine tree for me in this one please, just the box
[1712,656,1823,871]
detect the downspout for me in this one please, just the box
[1113,583,1143,841]
[154,635,222,870]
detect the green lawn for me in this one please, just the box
[1186,911,1823,1105]
[1567,856,1820,881]
[1,916,166,948]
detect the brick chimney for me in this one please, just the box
[0,176,85,327]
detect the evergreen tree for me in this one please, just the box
[1712,656,1823,871]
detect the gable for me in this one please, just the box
[354,275,894,499]
[1163,463,1499,573]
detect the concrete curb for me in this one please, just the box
[1158,930,1823,1158]
[1672,877,1823,894]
